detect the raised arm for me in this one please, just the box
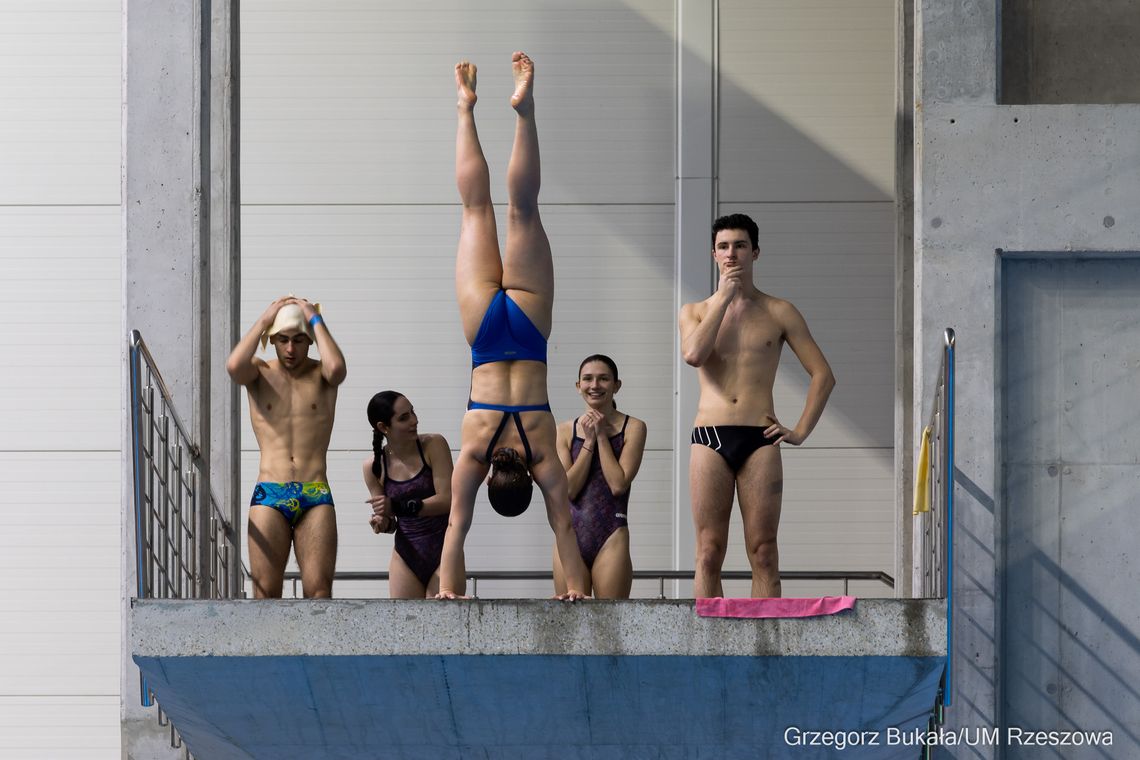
[766,301,836,446]
[293,298,347,386]
[592,416,647,496]
[679,260,742,366]
[226,297,287,386]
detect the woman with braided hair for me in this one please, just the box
[363,391,454,599]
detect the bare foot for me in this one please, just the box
[455,61,477,109]
[510,51,534,114]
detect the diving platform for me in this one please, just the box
[131,598,945,759]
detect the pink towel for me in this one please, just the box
[695,596,856,619]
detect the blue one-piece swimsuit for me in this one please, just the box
[468,289,551,415]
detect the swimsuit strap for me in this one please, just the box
[515,412,534,465]
[484,412,533,465]
[382,439,430,485]
[572,418,580,440]
[619,414,630,435]
[485,413,512,463]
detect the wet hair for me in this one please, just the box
[578,353,621,410]
[711,213,759,251]
[366,390,404,480]
[487,448,533,517]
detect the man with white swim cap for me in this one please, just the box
[226,295,347,598]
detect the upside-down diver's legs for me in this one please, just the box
[455,61,503,343]
[501,51,553,333]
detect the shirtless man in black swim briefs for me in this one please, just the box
[679,214,835,599]
[435,52,589,601]
[226,296,347,598]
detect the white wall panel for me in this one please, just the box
[0,207,121,451]
[0,697,120,760]
[0,2,120,205]
[242,0,675,205]
[0,2,122,755]
[0,453,120,695]
[718,0,895,202]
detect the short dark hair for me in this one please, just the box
[711,213,759,250]
[487,448,533,517]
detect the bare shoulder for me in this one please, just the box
[765,295,806,327]
[626,415,648,435]
[420,433,452,453]
[680,297,710,320]
[556,418,574,439]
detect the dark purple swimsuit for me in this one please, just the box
[383,439,448,587]
[569,415,631,568]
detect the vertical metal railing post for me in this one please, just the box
[942,328,955,705]
[129,333,155,707]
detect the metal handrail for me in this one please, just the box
[129,329,244,735]
[129,330,243,602]
[283,569,895,599]
[913,327,955,707]
[914,327,954,599]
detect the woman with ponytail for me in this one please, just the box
[363,391,454,598]
[555,355,647,598]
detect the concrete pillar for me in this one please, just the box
[914,0,998,753]
[674,0,716,590]
[121,0,239,755]
[209,0,242,594]
[894,0,914,598]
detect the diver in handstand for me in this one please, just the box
[435,52,590,600]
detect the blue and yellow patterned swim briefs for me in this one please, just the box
[250,481,334,526]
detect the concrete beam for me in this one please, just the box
[133,598,947,658]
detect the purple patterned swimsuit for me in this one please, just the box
[569,415,631,568]
[383,439,448,587]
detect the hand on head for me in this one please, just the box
[284,296,318,320]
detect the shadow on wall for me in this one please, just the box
[1003,549,1140,753]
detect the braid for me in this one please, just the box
[366,390,404,481]
[371,429,385,480]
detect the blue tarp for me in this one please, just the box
[135,654,945,759]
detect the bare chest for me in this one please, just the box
[712,303,784,362]
[248,369,334,426]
